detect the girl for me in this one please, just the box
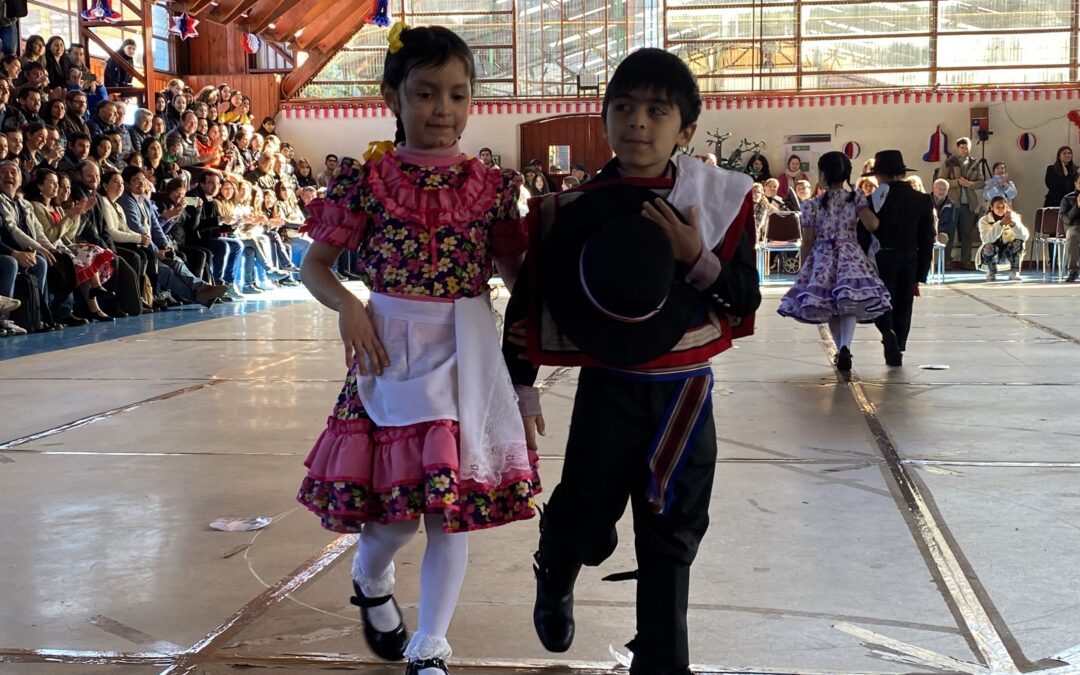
[26,169,115,321]
[746,153,771,181]
[20,35,46,71]
[294,158,318,188]
[45,98,66,129]
[751,182,770,238]
[977,196,1028,281]
[778,151,891,371]
[1044,146,1076,208]
[44,36,67,89]
[296,22,536,675]
[105,39,136,88]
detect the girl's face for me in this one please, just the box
[992,200,1008,217]
[751,184,763,201]
[197,118,208,134]
[173,96,187,112]
[208,125,221,143]
[58,176,71,202]
[169,187,184,203]
[146,141,162,162]
[128,154,144,168]
[50,100,65,120]
[8,60,19,78]
[1061,148,1073,165]
[123,43,136,57]
[152,117,165,135]
[994,164,1007,177]
[219,182,235,200]
[533,174,544,190]
[262,192,275,207]
[50,39,64,56]
[105,174,123,197]
[31,38,44,56]
[752,158,763,171]
[155,95,166,111]
[41,172,58,200]
[297,160,310,175]
[788,157,801,172]
[250,136,263,152]
[231,92,242,107]
[383,58,472,151]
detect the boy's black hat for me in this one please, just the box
[543,184,698,366]
[863,149,915,176]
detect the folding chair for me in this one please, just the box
[1033,207,1066,277]
[759,211,801,280]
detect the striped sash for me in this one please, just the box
[611,364,714,515]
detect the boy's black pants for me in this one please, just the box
[539,367,717,674]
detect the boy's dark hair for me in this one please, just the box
[325,153,338,162]
[121,165,144,185]
[602,48,701,128]
[992,161,1006,172]
[383,25,475,145]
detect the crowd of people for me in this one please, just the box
[0,32,352,337]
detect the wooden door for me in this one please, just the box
[519,114,610,179]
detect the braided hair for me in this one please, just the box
[818,150,856,211]
[382,25,476,145]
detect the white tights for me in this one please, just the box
[351,515,469,663]
[827,315,857,350]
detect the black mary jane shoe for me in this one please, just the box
[835,346,852,372]
[406,657,448,675]
[350,581,407,661]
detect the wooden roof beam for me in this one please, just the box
[312,4,371,54]
[281,3,372,100]
[264,0,335,40]
[213,0,263,24]
[243,0,295,35]
[294,2,360,51]
[187,0,219,17]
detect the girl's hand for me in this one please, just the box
[339,298,388,375]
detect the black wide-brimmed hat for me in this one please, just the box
[543,184,699,366]
[862,149,915,176]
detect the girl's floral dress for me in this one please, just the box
[296,148,540,533]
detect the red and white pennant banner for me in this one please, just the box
[281,88,1078,119]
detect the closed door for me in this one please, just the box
[519,114,611,178]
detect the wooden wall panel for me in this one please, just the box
[520,114,610,178]
[184,21,249,75]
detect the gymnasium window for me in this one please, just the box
[300,0,1080,99]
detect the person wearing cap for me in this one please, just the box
[502,48,760,675]
[864,150,936,366]
[569,162,588,183]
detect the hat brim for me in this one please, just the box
[542,185,699,367]
[862,165,916,177]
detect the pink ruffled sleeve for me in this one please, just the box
[490,169,528,257]
[300,157,369,250]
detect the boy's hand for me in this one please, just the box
[642,199,702,264]
[523,413,545,452]
[339,298,388,376]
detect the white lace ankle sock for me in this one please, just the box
[403,515,469,665]
[353,519,419,632]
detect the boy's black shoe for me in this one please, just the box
[533,555,575,652]
[835,346,852,371]
[349,581,407,661]
[882,330,903,367]
[406,658,448,675]
[1067,272,1078,283]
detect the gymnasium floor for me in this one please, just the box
[2,277,1079,675]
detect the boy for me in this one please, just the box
[502,48,760,674]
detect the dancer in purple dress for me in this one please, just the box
[778,151,892,371]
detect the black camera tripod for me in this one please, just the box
[974,129,993,179]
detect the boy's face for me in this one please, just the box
[603,88,695,178]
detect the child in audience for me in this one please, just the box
[295,22,537,675]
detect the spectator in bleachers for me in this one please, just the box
[100,167,158,309]
[141,137,173,189]
[570,162,588,183]
[44,95,65,130]
[127,108,153,154]
[762,177,786,210]
[105,130,127,170]
[18,62,48,92]
[44,36,66,90]
[61,43,87,82]
[777,154,808,203]
[60,89,90,138]
[560,176,579,191]
[42,126,63,169]
[1044,146,1076,208]
[751,182,769,237]
[165,93,186,132]
[794,179,812,204]
[57,131,89,174]
[25,167,112,322]
[5,127,20,159]
[0,160,56,330]
[294,157,316,188]
[87,100,117,137]
[1058,173,1080,282]
[316,153,336,188]
[90,135,117,173]
[4,85,41,130]
[244,151,276,191]
[168,110,214,169]
[977,196,1027,281]
[187,170,243,297]
[0,54,19,81]
[104,39,136,88]
[0,78,13,131]
[163,78,183,104]
[906,175,926,193]
[983,162,1017,204]
[20,121,46,166]
[478,147,497,169]
[20,35,45,71]
[152,91,167,115]
[220,93,252,125]
[153,176,211,285]
[255,115,276,138]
